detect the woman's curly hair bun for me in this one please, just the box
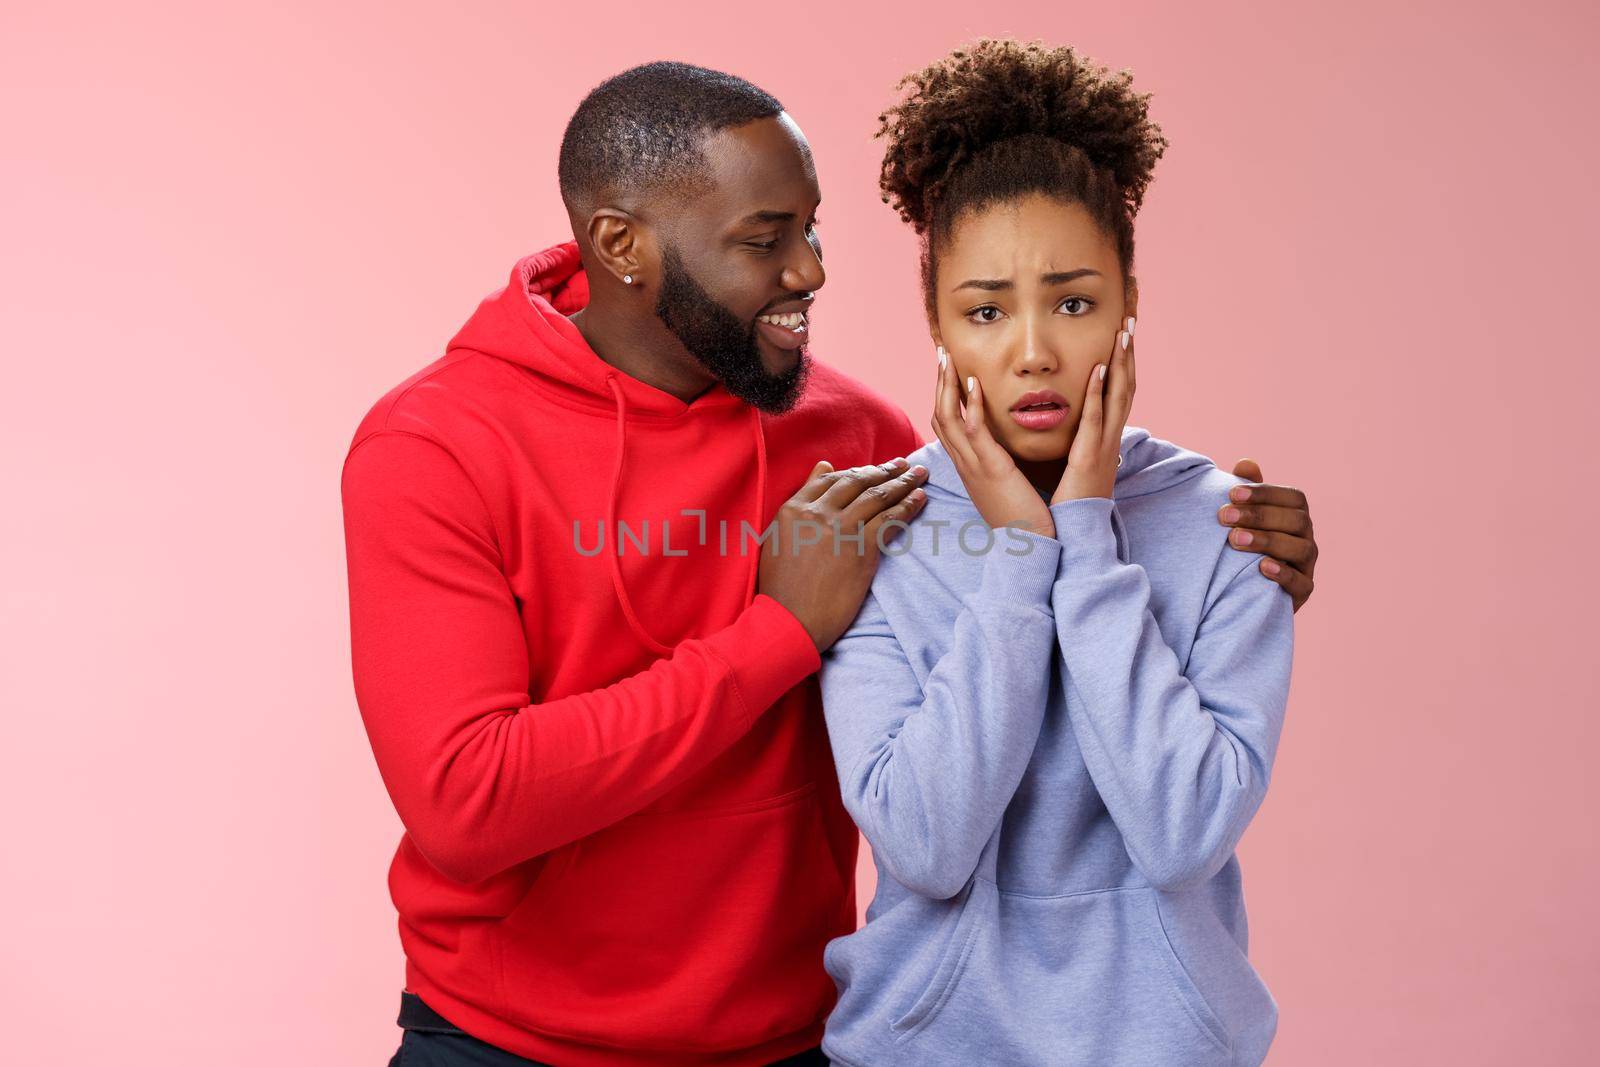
[876,39,1169,235]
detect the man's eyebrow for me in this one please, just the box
[953,268,1102,293]
[738,209,796,226]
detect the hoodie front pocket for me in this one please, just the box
[888,876,993,1040]
[1132,889,1232,1055]
[882,883,1233,1066]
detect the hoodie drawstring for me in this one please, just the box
[604,375,766,657]
[747,408,767,605]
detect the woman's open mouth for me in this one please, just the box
[1009,389,1070,431]
[755,310,809,351]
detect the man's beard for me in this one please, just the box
[654,248,811,414]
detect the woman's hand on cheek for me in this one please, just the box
[1053,318,1136,503]
[930,346,1055,538]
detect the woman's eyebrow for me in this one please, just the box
[1042,269,1101,284]
[953,268,1101,293]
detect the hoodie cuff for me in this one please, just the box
[974,527,1064,611]
[701,594,822,727]
[1049,497,1123,567]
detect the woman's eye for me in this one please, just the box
[1058,297,1094,315]
[968,306,1003,324]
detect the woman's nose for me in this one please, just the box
[1015,318,1059,375]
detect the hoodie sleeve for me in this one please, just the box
[341,430,820,885]
[1048,496,1294,892]
[818,534,1062,900]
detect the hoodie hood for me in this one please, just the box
[921,424,1216,503]
[443,242,765,656]
[444,241,749,417]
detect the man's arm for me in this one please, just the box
[341,430,820,885]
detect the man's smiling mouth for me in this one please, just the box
[755,310,808,332]
[754,305,811,352]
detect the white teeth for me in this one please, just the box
[758,312,807,330]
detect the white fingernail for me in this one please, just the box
[966,375,975,394]
[1127,316,1136,336]
[937,346,947,368]
[1119,331,1129,351]
[1099,364,1107,381]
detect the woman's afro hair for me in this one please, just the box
[876,39,1169,237]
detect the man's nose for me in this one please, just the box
[783,242,825,293]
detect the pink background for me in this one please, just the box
[4,2,1596,1063]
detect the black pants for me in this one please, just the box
[387,991,830,1066]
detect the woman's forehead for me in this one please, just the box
[942,197,1118,279]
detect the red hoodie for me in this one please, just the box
[341,242,921,1065]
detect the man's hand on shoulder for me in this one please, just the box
[760,458,930,651]
[1217,458,1318,613]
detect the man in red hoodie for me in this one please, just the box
[342,63,1320,1067]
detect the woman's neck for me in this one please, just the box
[1015,456,1069,501]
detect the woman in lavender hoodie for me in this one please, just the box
[817,41,1297,1067]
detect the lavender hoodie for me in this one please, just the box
[817,425,1295,1066]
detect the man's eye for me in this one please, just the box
[747,239,780,252]
[1058,297,1095,315]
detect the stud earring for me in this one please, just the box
[623,274,634,285]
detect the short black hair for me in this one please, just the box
[558,61,783,210]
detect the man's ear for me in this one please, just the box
[586,208,655,287]
[1124,275,1140,321]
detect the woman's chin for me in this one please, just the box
[999,429,1071,464]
